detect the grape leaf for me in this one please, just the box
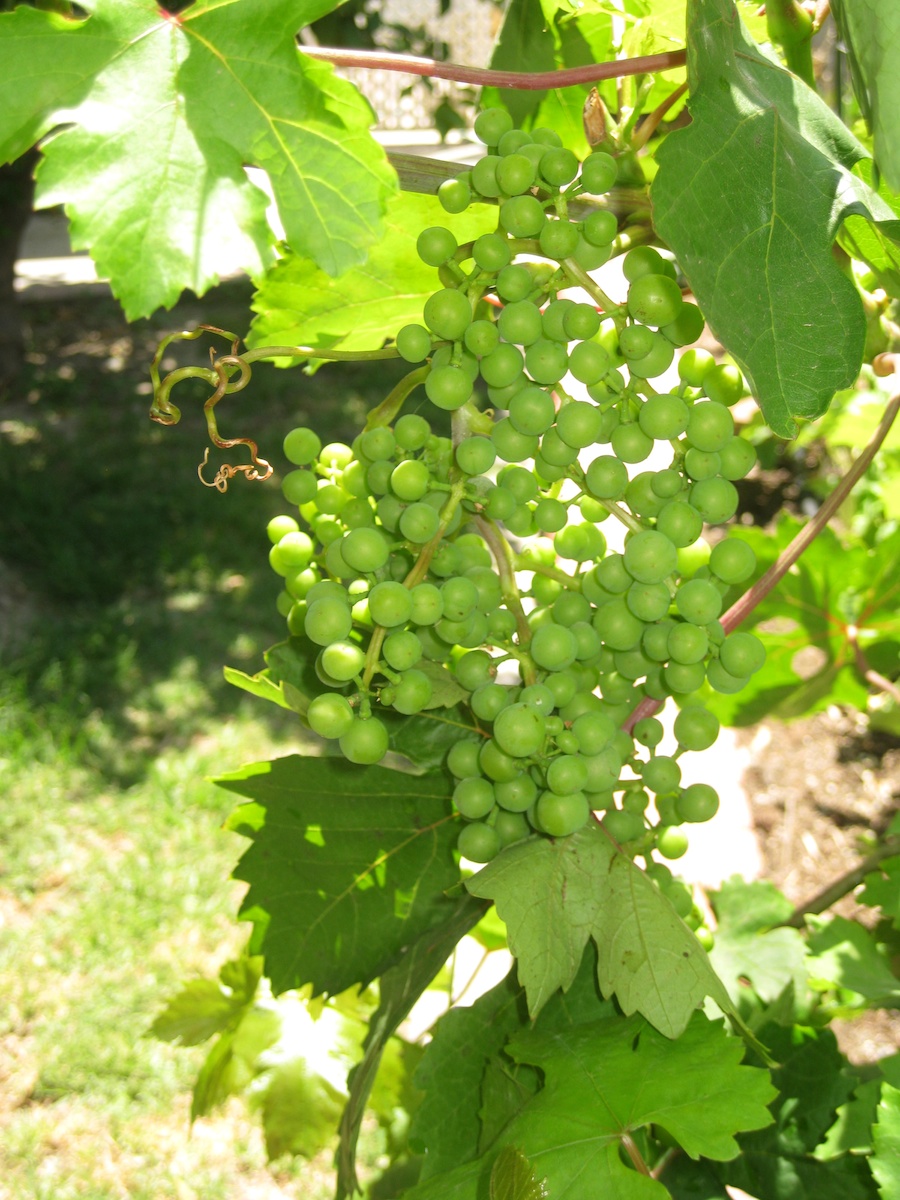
[839,160,900,299]
[704,520,900,726]
[859,855,900,930]
[466,821,735,1037]
[2,0,395,319]
[406,1012,775,1200]
[805,915,900,1006]
[336,895,485,1200]
[721,1022,870,1200]
[708,878,808,1006]
[816,1077,882,1160]
[873,1084,900,1200]
[652,0,900,436]
[490,1147,548,1200]
[223,665,296,712]
[248,190,495,356]
[658,1157,732,1199]
[481,0,558,129]
[831,0,900,193]
[217,755,460,996]
[151,954,263,1045]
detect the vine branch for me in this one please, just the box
[302,47,687,90]
[782,837,900,928]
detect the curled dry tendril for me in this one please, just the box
[149,324,272,491]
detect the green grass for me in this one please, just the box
[0,281,404,1197]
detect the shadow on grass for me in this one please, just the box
[0,280,412,784]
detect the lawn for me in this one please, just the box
[0,282,411,1197]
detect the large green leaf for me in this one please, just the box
[722,1023,875,1200]
[151,954,263,1046]
[872,1084,900,1200]
[859,855,900,931]
[708,878,807,1007]
[831,0,900,193]
[336,896,485,1200]
[406,1012,775,1200]
[248,190,495,355]
[704,520,900,726]
[653,0,900,436]
[217,755,460,996]
[805,915,900,1007]
[2,0,395,319]
[466,821,735,1037]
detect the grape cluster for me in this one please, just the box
[264,105,765,874]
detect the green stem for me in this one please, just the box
[240,344,401,365]
[365,366,430,430]
[560,256,623,317]
[766,0,815,87]
[475,515,535,676]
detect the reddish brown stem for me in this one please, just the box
[301,47,687,90]
[623,391,900,733]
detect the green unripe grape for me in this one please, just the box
[656,500,703,549]
[553,401,601,449]
[568,340,610,385]
[320,640,365,682]
[547,754,588,795]
[447,740,482,779]
[417,225,457,267]
[678,347,715,386]
[633,717,664,748]
[525,339,569,385]
[718,435,757,480]
[490,704,547,761]
[642,620,674,662]
[539,218,580,261]
[375,494,402,533]
[441,576,478,622]
[650,469,684,500]
[453,777,496,825]
[542,670,577,709]
[508,386,555,436]
[562,302,601,341]
[480,343,525,389]
[423,288,471,340]
[497,128,532,155]
[639,393,689,440]
[571,711,615,756]
[572,234,612,272]
[706,658,748,694]
[582,209,618,246]
[619,324,656,360]
[473,232,512,272]
[390,458,430,501]
[359,426,395,462]
[438,177,471,214]
[324,541,354,580]
[283,426,322,466]
[319,442,353,469]
[313,515,343,546]
[496,152,536,195]
[595,554,632,595]
[624,473,665,519]
[496,264,533,302]
[474,106,514,145]
[453,649,492,692]
[626,581,671,622]
[399,502,440,544]
[267,514,300,545]
[307,693,354,739]
[457,821,501,863]
[676,578,722,625]
[534,453,566,484]
[687,401,734,453]
[282,469,317,506]
[339,716,389,765]
[499,299,543,346]
[673,705,719,751]
[494,466,535,506]
[602,808,645,843]
[464,319,500,357]
[586,455,627,499]
[642,755,681,794]
[709,537,756,584]
[593,598,644,651]
[550,591,592,627]
[470,682,510,722]
[494,810,531,847]
[500,194,545,238]
[690,477,739,524]
[536,790,590,837]
[663,658,706,694]
[540,298,575,342]
[580,151,617,194]
[284,597,305,630]
[286,566,317,600]
[367,460,394,496]
[555,522,606,563]
[455,436,495,477]
[683,448,721,481]
[304,597,352,646]
[703,363,744,406]
[480,738,521,783]
[623,530,678,585]
[611,423,653,464]
[368,580,413,627]
[471,154,503,198]
[410,582,443,625]
[668,621,709,664]
[627,332,675,379]
[392,668,433,714]
[676,783,719,823]
[314,482,348,516]
[719,631,766,676]
[426,364,472,410]
[532,497,566,533]
[623,246,668,282]
[383,630,422,672]
[661,301,705,347]
[656,824,689,859]
[540,146,579,186]
[531,622,578,670]
[340,527,388,573]
[270,531,314,574]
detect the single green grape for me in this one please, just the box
[339,716,389,765]
[283,426,322,466]
[417,225,457,267]
[457,821,501,863]
[676,783,719,823]
[307,693,354,739]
